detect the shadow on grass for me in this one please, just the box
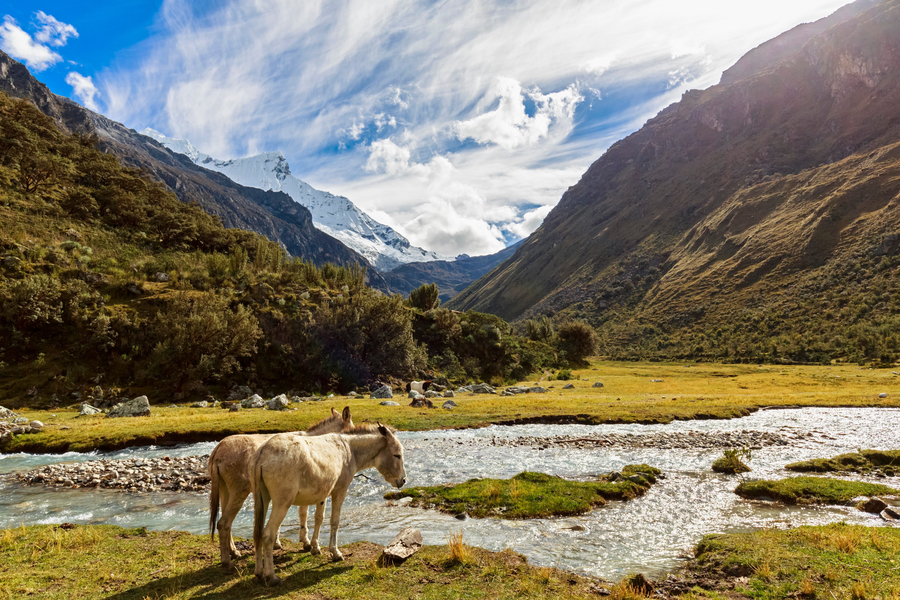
[103,552,353,599]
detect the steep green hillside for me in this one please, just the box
[450,0,900,365]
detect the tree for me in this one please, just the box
[407,283,441,311]
[556,320,599,364]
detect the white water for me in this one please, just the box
[1,408,898,580]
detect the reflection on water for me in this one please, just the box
[1,407,898,580]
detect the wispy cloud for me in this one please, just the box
[100,0,849,256]
[65,72,99,111]
[0,15,61,71]
[34,11,78,47]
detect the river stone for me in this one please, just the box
[0,406,18,420]
[380,401,400,406]
[78,404,102,416]
[267,394,290,410]
[191,401,209,408]
[562,383,575,389]
[29,421,43,430]
[442,400,457,409]
[443,390,455,398]
[879,392,888,398]
[381,527,422,566]
[241,394,265,409]
[882,507,900,521]
[593,382,604,388]
[371,385,393,399]
[107,396,151,418]
[860,497,888,514]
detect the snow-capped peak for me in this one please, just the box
[141,128,450,270]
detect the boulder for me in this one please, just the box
[879,392,888,398]
[347,391,357,397]
[456,383,496,394]
[442,400,457,409]
[154,272,171,282]
[241,394,265,409]
[443,390,455,398]
[371,385,393,399]
[380,401,400,406]
[503,386,547,395]
[562,383,575,389]
[860,497,889,514]
[29,421,43,430]
[191,401,209,408]
[13,417,29,425]
[408,391,424,400]
[291,396,305,403]
[78,404,102,416]
[650,379,664,382]
[424,390,442,398]
[106,396,151,418]
[267,394,291,410]
[593,382,604,388]
[410,398,433,408]
[381,527,423,566]
[881,507,900,521]
[0,406,18,420]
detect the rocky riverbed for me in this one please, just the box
[11,455,210,493]
[460,429,798,450]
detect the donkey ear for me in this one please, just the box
[342,406,351,420]
[331,407,339,417]
[377,423,389,436]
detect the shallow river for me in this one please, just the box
[1,407,898,580]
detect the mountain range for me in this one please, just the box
[450,0,900,363]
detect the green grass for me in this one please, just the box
[0,524,607,600]
[685,523,900,599]
[786,449,900,477]
[734,476,899,505]
[383,467,660,519]
[711,455,751,474]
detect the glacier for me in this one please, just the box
[141,128,449,271]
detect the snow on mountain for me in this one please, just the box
[141,128,449,271]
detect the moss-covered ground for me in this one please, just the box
[383,466,660,519]
[786,449,900,477]
[2,360,898,454]
[734,476,899,505]
[0,524,609,600]
[680,523,900,599]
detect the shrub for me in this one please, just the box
[407,283,441,311]
[556,320,599,365]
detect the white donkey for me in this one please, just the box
[251,423,406,585]
[207,407,353,570]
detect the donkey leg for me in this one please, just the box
[261,500,291,586]
[218,483,248,569]
[298,505,311,551]
[253,491,270,581]
[309,501,326,555]
[327,490,348,561]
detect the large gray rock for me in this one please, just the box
[442,400,457,409]
[408,390,424,400]
[78,404,102,416]
[106,396,151,418]
[371,385,393,399]
[191,401,209,408]
[29,421,43,430]
[381,527,423,566]
[267,394,291,411]
[241,394,265,408]
[503,386,547,395]
[443,390,455,398]
[228,385,253,401]
[457,383,496,394]
[593,382,605,388]
[0,406,18,420]
[380,401,400,406]
[13,417,29,425]
[562,383,575,389]
[424,390,442,398]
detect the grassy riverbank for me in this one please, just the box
[2,361,897,454]
[681,523,900,599]
[0,524,611,600]
[786,449,900,477]
[384,467,660,519]
[734,476,900,505]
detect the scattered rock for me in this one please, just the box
[13,417,29,425]
[860,497,888,514]
[503,386,547,395]
[0,407,18,420]
[442,400,457,410]
[29,421,43,430]
[267,394,291,411]
[126,282,144,295]
[650,379,664,382]
[410,398,433,408]
[191,401,209,408]
[424,390,442,398]
[562,383,575,389]
[154,272,171,282]
[241,394,265,409]
[568,525,586,531]
[228,385,253,401]
[106,396,151,418]
[881,507,900,521]
[454,512,468,520]
[456,383,496,394]
[592,382,604,388]
[879,392,888,398]
[381,527,423,566]
[78,404,102,416]
[408,391,424,400]
[347,391,357,397]
[380,401,400,406]
[371,385,393,399]
[443,390,455,398]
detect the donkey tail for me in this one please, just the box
[208,458,220,542]
[252,460,267,550]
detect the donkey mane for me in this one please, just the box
[305,414,342,435]
[342,423,397,435]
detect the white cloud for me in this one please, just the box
[504,205,553,240]
[0,16,61,71]
[454,77,583,150]
[34,11,78,47]
[65,72,100,111]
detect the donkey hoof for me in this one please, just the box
[267,575,282,586]
[274,541,283,550]
[302,543,312,552]
[310,546,321,556]
[331,552,344,562]
[221,561,235,572]
[229,550,242,559]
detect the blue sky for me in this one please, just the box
[2,0,851,256]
